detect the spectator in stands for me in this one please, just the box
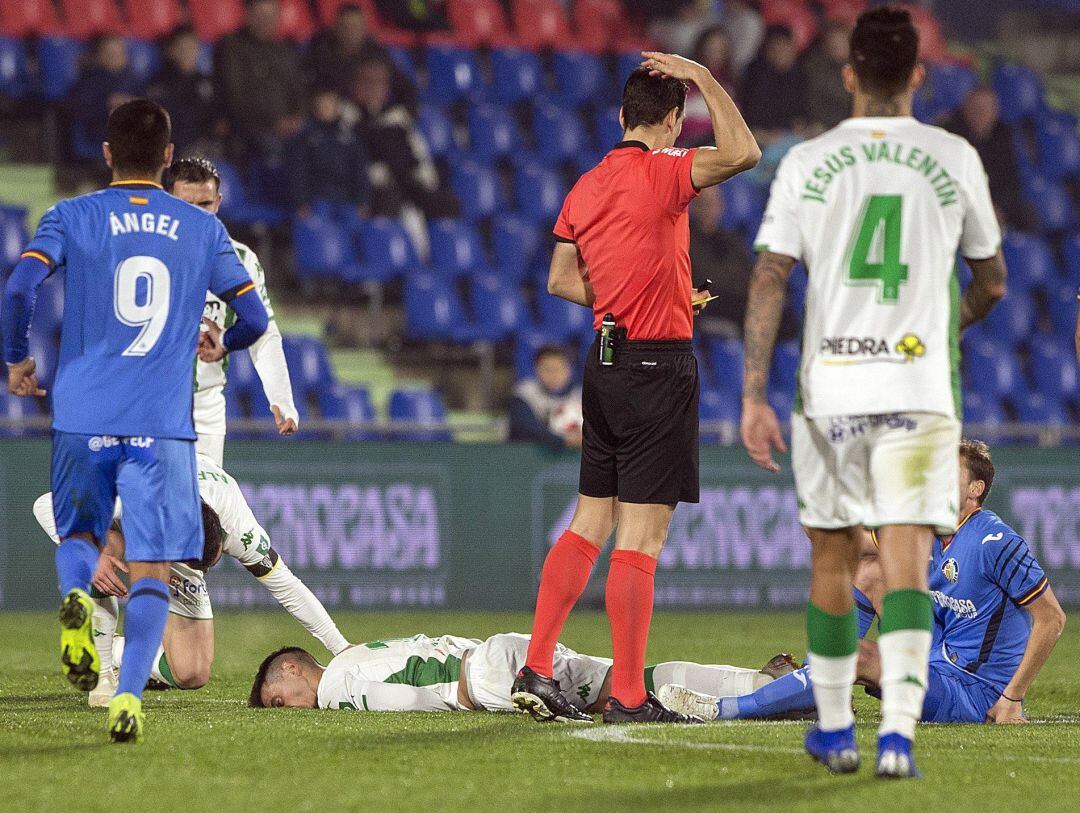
[350,57,457,218]
[802,21,852,131]
[739,25,806,139]
[286,88,370,218]
[374,0,450,32]
[943,87,1035,231]
[67,35,140,152]
[688,185,753,338]
[214,0,306,162]
[148,26,220,156]
[681,25,737,146]
[508,346,583,451]
[305,2,416,110]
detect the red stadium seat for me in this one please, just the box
[573,0,643,54]
[819,0,866,26]
[512,0,576,50]
[899,3,947,62]
[122,0,183,41]
[447,0,513,47]
[761,0,818,52]
[0,0,59,37]
[190,0,245,42]
[277,0,316,41]
[60,0,125,38]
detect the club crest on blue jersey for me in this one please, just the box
[942,558,959,583]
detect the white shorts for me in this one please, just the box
[167,562,213,620]
[465,633,612,712]
[792,411,961,534]
[194,386,226,465]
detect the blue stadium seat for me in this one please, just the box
[1023,172,1075,232]
[37,37,84,101]
[1029,335,1079,402]
[450,158,504,221]
[708,338,744,395]
[404,272,484,343]
[0,389,43,437]
[993,63,1044,123]
[281,335,336,397]
[514,160,566,223]
[319,384,380,440]
[428,218,490,278]
[513,332,568,381]
[468,104,521,163]
[615,52,642,85]
[719,173,765,233]
[1036,116,1080,181]
[1065,232,1080,280]
[1000,231,1058,293]
[699,389,738,445]
[424,46,481,104]
[537,292,593,341]
[769,389,794,422]
[417,104,456,159]
[490,48,542,105]
[1048,281,1078,340]
[927,62,979,114]
[533,103,589,165]
[470,273,533,341]
[962,390,1007,426]
[125,38,161,86]
[984,290,1037,347]
[216,160,287,226]
[770,340,800,399]
[355,216,419,282]
[552,51,607,108]
[964,338,1027,400]
[594,105,622,151]
[292,215,360,282]
[491,212,542,285]
[388,388,453,441]
[0,37,30,99]
[1014,391,1067,425]
[0,205,29,271]
[386,45,417,86]
[223,343,261,400]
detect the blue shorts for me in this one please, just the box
[921,660,1002,723]
[51,431,203,563]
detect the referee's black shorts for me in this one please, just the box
[578,334,700,506]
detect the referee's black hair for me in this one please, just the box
[850,6,919,98]
[106,99,171,177]
[621,68,687,131]
[162,156,221,192]
[249,646,317,707]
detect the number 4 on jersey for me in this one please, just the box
[846,194,908,303]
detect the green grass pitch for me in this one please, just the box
[2,610,1079,812]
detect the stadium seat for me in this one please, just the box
[511,0,576,51]
[769,389,795,422]
[761,0,819,52]
[594,105,623,150]
[492,212,542,284]
[719,173,766,233]
[961,390,1007,427]
[490,49,542,105]
[699,389,739,445]
[514,160,567,223]
[1000,231,1058,293]
[1048,281,1078,340]
[819,0,866,25]
[983,288,1036,347]
[59,0,125,38]
[282,335,336,400]
[319,384,380,440]
[189,0,244,42]
[417,104,456,159]
[899,3,947,62]
[964,338,1027,400]
[0,205,28,271]
[403,272,484,343]
[356,217,420,283]
[993,63,1044,124]
[223,342,261,400]
[573,0,642,54]
[216,160,287,227]
[37,37,84,101]
[388,389,453,442]
[1036,116,1080,181]
[122,0,183,41]
[450,158,505,222]
[615,51,642,85]
[537,293,593,341]
[1014,391,1067,425]
[468,104,521,163]
[552,51,608,108]
[471,273,533,341]
[428,218,491,278]
[533,103,589,164]
[0,0,58,37]
[1023,172,1075,233]
[293,216,360,282]
[448,0,512,47]
[708,339,744,395]
[0,37,30,99]
[125,39,162,87]
[424,46,481,105]
[1029,336,1080,402]
[513,331,567,380]
[927,62,979,114]
[0,388,42,437]
[1064,232,1080,281]
[770,341,800,399]
[277,0,316,41]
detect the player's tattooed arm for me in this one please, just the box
[743,252,796,403]
[960,251,1008,330]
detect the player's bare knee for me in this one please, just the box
[172,659,211,689]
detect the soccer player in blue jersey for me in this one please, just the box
[1,99,269,742]
[661,440,1066,732]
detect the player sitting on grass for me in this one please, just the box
[34,453,351,706]
[249,632,799,716]
[659,440,1067,726]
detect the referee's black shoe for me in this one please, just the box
[603,692,705,724]
[511,667,594,723]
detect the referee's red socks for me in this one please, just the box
[524,530,600,677]
[606,549,657,708]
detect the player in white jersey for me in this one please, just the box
[740,8,1007,779]
[33,453,350,705]
[249,633,798,715]
[162,157,299,466]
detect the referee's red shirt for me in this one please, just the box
[553,141,700,340]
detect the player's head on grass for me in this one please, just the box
[959,438,995,510]
[104,99,174,183]
[843,6,925,116]
[619,68,687,148]
[249,646,322,708]
[163,156,222,213]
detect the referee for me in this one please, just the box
[511,53,761,723]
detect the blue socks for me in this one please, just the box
[853,586,877,639]
[55,538,99,596]
[718,666,817,720]
[116,578,170,699]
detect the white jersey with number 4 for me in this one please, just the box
[755,116,1001,419]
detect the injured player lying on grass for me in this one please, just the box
[33,453,351,706]
[249,632,801,719]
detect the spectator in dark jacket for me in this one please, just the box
[214,0,305,160]
[67,35,141,154]
[306,2,416,110]
[508,346,583,451]
[351,57,456,218]
[943,87,1035,231]
[286,88,370,217]
[740,25,806,139]
[802,21,851,132]
[689,185,753,338]
[147,26,219,156]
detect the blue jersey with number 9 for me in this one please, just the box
[25,182,251,439]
